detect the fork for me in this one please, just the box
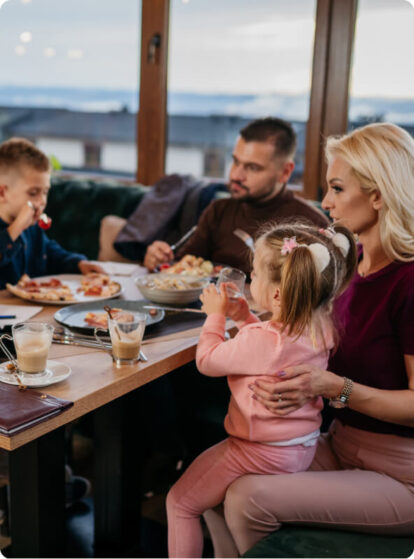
[233,229,255,252]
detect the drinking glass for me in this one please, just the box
[216,267,246,300]
[11,322,54,376]
[95,311,146,367]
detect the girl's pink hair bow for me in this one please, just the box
[281,236,298,255]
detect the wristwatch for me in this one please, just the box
[329,377,353,408]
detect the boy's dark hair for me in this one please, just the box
[240,117,297,160]
[0,137,51,173]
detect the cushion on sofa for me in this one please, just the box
[243,526,414,558]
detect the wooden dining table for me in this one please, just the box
[0,273,216,558]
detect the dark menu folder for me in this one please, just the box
[0,383,73,436]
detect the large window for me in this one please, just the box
[348,0,414,134]
[0,0,140,177]
[166,0,317,188]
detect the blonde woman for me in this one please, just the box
[204,123,414,556]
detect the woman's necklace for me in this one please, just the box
[358,256,391,277]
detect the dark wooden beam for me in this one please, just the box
[304,0,357,200]
[137,0,170,185]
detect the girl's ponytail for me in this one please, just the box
[279,246,320,337]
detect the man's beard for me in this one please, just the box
[228,181,280,203]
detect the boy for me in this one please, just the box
[0,137,103,289]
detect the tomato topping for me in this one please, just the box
[159,263,171,270]
[84,286,103,296]
[38,214,52,230]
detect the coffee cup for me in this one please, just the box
[11,322,54,375]
[95,311,146,367]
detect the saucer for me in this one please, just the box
[0,360,71,388]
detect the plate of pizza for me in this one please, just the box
[54,300,164,333]
[6,273,122,305]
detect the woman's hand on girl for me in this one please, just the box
[251,365,337,415]
[200,283,228,316]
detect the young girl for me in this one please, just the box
[166,222,356,558]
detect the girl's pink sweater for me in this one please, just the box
[196,313,333,443]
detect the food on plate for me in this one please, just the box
[148,308,158,316]
[84,308,123,328]
[6,273,121,302]
[143,275,205,291]
[37,212,52,230]
[6,274,75,301]
[163,254,221,277]
[77,273,121,297]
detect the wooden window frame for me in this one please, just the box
[137,0,357,199]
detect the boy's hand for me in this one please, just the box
[7,201,37,241]
[78,260,106,275]
[200,283,228,316]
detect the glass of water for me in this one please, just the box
[216,267,246,300]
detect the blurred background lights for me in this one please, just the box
[15,45,26,55]
[19,31,32,43]
[67,49,83,60]
[44,47,56,57]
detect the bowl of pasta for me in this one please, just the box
[135,273,210,305]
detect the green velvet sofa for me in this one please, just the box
[243,526,414,558]
[46,176,148,260]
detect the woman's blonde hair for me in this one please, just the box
[325,122,414,262]
[256,221,357,338]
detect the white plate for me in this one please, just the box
[0,360,71,388]
[6,274,123,306]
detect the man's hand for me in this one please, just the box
[200,283,228,316]
[7,201,37,241]
[144,241,173,271]
[78,260,106,275]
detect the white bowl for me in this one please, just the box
[135,273,210,305]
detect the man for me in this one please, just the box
[144,117,329,276]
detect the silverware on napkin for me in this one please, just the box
[52,332,148,362]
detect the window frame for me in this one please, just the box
[137,0,358,199]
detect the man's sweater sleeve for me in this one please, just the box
[175,203,216,260]
[196,313,281,377]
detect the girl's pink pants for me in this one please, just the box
[166,436,316,558]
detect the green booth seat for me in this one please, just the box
[243,526,414,558]
[46,176,148,260]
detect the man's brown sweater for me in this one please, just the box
[176,186,329,277]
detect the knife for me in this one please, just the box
[143,304,204,314]
[170,225,198,253]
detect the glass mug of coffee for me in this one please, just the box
[9,322,54,376]
[94,311,146,367]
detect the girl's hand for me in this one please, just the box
[225,289,250,323]
[200,283,228,316]
[251,364,338,416]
